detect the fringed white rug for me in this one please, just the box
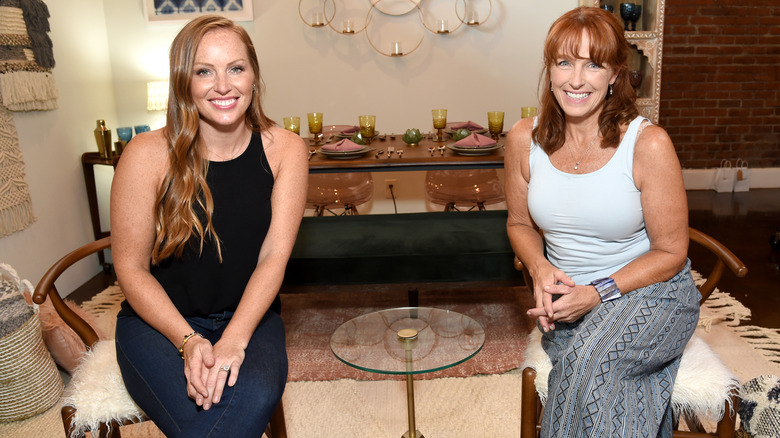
[693,271,780,370]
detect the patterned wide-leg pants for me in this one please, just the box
[540,260,700,438]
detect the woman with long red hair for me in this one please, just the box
[110,15,307,437]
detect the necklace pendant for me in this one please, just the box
[574,164,579,170]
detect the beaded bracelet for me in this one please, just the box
[178,331,204,358]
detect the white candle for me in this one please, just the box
[392,41,402,55]
[467,10,479,25]
[438,19,448,33]
[312,12,324,26]
[342,19,353,33]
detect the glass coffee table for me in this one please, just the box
[330,307,485,438]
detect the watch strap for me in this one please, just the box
[591,277,621,302]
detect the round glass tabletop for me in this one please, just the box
[329,307,485,375]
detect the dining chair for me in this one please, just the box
[424,169,505,211]
[32,237,287,438]
[517,227,748,438]
[307,172,374,216]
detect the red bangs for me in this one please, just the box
[544,8,628,71]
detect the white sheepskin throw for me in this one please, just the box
[521,330,552,403]
[62,339,144,438]
[521,330,739,422]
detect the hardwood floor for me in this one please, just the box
[687,189,780,329]
[68,189,780,328]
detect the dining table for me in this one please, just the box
[306,129,507,174]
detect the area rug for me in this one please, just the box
[3,276,779,437]
[281,285,536,381]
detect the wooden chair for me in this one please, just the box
[33,237,287,438]
[517,227,748,438]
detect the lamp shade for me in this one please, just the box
[146,81,169,111]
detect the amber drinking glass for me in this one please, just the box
[521,107,538,119]
[432,109,447,142]
[283,116,300,135]
[487,111,504,141]
[307,112,323,144]
[358,115,376,144]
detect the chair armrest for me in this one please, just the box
[689,228,748,304]
[32,237,112,347]
[514,256,536,292]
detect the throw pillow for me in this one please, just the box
[22,288,107,375]
[738,374,780,438]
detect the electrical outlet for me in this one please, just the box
[384,179,397,199]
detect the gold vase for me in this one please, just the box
[94,119,112,159]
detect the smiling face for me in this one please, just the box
[191,28,255,132]
[550,31,618,123]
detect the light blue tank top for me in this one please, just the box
[527,116,650,285]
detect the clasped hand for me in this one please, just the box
[182,336,246,410]
[526,268,601,332]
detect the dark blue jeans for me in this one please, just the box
[115,310,287,438]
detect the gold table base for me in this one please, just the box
[403,373,425,438]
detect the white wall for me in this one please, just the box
[0,0,575,295]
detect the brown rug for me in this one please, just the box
[281,284,535,382]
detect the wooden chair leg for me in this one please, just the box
[521,367,541,438]
[98,421,123,438]
[715,390,740,438]
[62,406,78,438]
[265,401,287,438]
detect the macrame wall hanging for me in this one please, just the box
[0,0,57,238]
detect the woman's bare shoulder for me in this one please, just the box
[262,126,307,159]
[116,129,169,176]
[635,123,675,157]
[265,125,305,147]
[506,117,535,153]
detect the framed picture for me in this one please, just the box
[143,0,254,23]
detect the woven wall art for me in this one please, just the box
[0,0,57,238]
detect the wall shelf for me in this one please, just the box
[595,0,664,123]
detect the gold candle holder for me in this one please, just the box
[437,19,449,33]
[391,41,403,57]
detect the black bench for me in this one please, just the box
[283,210,522,290]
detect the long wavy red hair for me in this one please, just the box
[151,15,275,264]
[532,7,638,153]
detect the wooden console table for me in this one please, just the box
[81,152,119,270]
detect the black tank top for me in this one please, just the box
[119,132,280,318]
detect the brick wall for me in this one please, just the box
[660,0,780,169]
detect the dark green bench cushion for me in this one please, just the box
[284,210,521,285]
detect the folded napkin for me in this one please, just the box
[455,133,497,148]
[449,121,484,130]
[321,139,364,151]
[340,126,360,134]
